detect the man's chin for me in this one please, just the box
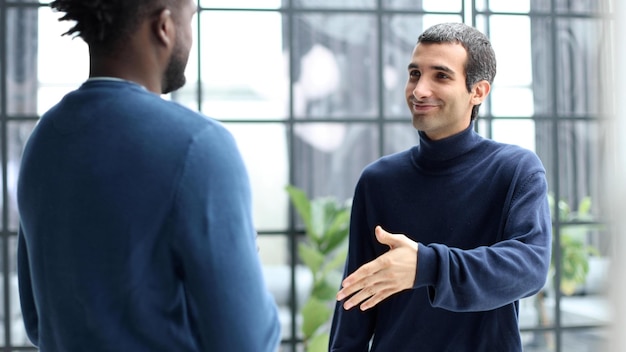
[162,77,186,95]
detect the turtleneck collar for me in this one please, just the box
[411,122,484,173]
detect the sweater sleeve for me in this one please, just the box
[329,180,377,351]
[170,123,281,351]
[415,170,552,312]
[17,224,39,346]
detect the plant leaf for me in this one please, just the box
[313,278,339,301]
[321,209,351,253]
[301,297,332,338]
[323,248,348,274]
[298,242,325,274]
[307,332,330,352]
[286,185,314,235]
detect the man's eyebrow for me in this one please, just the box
[407,63,456,75]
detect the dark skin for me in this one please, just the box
[88,9,176,94]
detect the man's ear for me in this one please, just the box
[153,8,175,49]
[470,80,491,105]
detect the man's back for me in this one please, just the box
[17,79,281,351]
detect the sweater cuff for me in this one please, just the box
[414,243,437,288]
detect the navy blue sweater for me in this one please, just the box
[17,80,280,351]
[329,124,552,351]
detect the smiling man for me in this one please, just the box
[329,22,551,351]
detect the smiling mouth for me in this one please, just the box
[412,103,438,111]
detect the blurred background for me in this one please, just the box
[0,0,621,351]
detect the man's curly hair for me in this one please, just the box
[49,0,173,52]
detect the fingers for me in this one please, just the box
[337,260,381,300]
[336,225,419,311]
[342,281,394,311]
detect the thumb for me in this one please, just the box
[375,225,404,249]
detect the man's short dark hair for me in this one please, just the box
[50,0,175,54]
[418,22,497,120]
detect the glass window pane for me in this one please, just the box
[199,11,287,120]
[491,119,536,151]
[555,18,610,117]
[200,0,282,9]
[223,123,289,231]
[383,123,419,155]
[33,6,88,116]
[476,0,531,13]
[528,0,552,12]
[7,7,38,116]
[556,121,605,214]
[488,16,533,87]
[292,14,378,119]
[294,0,375,9]
[520,293,555,350]
[528,17,553,117]
[292,122,378,201]
[555,0,606,13]
[557,226,610,326]
[562,329,609,351]
[522,329,556,351]
[386,0,462,12]
[261,235,312,342]
[491,87,534,117]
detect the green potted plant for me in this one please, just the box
[286,185,351,352]
[548,194,601,295]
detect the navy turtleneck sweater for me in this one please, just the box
[329,123,552,352]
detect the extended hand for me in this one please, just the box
[336,225,418,311]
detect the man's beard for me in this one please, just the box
[162,45,188,94]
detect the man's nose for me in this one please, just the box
[412,79,431,99]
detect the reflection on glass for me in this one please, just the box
[292,122,378,201]
[7,7,38,116]
[383,123,420,155]
[555,18,611,116]
[292,13,378,119]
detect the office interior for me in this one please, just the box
[1,0,624,351]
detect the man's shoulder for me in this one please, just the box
[483,139,544,168]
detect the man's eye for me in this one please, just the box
[437,73,449,79]
[409,71,420,78]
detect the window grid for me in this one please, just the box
[0,0,612,351]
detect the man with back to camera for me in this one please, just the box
[16,0,281,351]
[329,22,552,351]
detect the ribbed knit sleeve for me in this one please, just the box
[416,161,551,311]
